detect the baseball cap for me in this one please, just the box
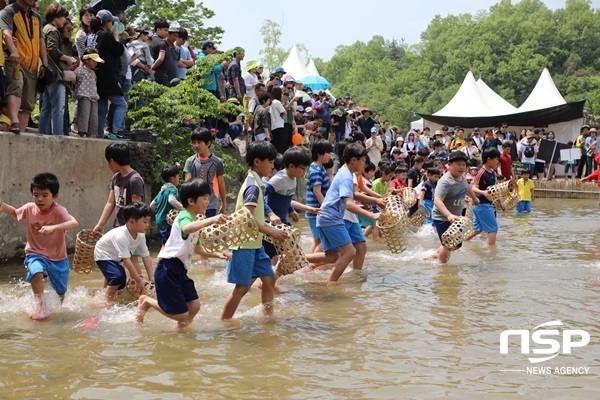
[201,40,216,50]
[371,127,378,133]
[448,150,469,162]
[97,9,118,23]
[168,22,181,33]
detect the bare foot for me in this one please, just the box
[135,295,150,323]
[30,306,49,321]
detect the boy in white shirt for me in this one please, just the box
[94,202,154,303]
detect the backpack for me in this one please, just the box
[523,144,535,158]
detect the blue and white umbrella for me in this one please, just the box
[301,75,331,91]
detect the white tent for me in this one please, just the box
[476,78,518,115]
[306,59,320,77]
[282,45,311,80]
[410,118,424,131]
[518,68,566,112]
[433,71,505,117]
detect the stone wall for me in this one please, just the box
[0,133,153,260]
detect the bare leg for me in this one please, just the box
[352,241,367,270]
[309,237,322,254]
[104,284,120,302]
[18,111,29,132]
[364,225,373,237]
[259,275,276,316]
[438,245,451,265]
[221,284,251,320]
[486,231,497,246]
[306,250,339,265]
[6,95,20,124]
[136,295,200,328]
[327,243,356,282]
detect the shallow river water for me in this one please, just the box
[0,198,598,399]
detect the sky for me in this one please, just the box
[199,0,593,65]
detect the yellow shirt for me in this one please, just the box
[517,178,535,201]
[451,137,466,150]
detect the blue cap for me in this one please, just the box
[275,66,285,73]
[371,127,378,133]
[201,40,216,50]
[296,106,304,111]
[97,9,119,23]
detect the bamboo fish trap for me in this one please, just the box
[407,204,430,232]
[166,209,180,226]
[487,180,517,203]
[199,207,258,253]
[126,278,156,299]
[462,202,477,241]
[400,187,417,208]
[441,216,471,249]
[72,229,102,274]
[264,222,309,275]
[377,211,408,254]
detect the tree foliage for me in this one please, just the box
[259,19,311,74]
[320,0,600,128]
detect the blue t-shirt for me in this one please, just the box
[306,163,329,219]
[316,166,354,227]
[317,101,332,124]
[421,180,436,201]
[473,168,497,204]
[264,170,296,224]
[178,46,191,79]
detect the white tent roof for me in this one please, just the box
[518,68,566,112]
[476,78,518,115]
[282,45,311,80]
[306,59,320,76]
[433,71,501,117]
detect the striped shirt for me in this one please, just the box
[305,163,329,218]
[473,167,497,204]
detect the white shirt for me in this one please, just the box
[94,226,150,262]
[366,136,383,167]
[270,99,285,130]
[243,72,260,98]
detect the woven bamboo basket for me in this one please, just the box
[382,194,406,216]
[463,202,477,241]
[166,209,180,226]
[400,187,417,208]
[126,278,156,299]
[376,211,408,253]
[441,216,470,249]
[407,204,430,232]
[72,229,102,274]
[503,191,521,210]
[199,207,258,253]
[487,180,517,203]
[264,222,309,275]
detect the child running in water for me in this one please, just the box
[221,141,289,320]
[0,173,79,320]
[94,202,154,303]
[137,179,229,328]
[420,168,440,224]
[306,140,333,253]
[431,151,479,264]
[470,148,503,246]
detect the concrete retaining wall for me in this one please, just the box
[0,133,153,260]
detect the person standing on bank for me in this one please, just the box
[39,3,75,135]
[0,0,50,133]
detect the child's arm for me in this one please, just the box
[181,214,228,236]
[141,255,154,282]
[344,197,384,221]
[217,174,227,214]
[245,205,288,241]
[194,244,232,260]
[184,172,192,182]
[291,200,320,215]
[38,216,79,235]
[466,185,480,205]
[312,184,325,205]
[168,195,184,210]
[123,257,145,293]
[0,200,17,218]
[94,189,116,233]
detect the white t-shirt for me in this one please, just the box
[243,72,259,98]
[517,139,538,164]
[343,174,359,223]
[158,210,199,268]
[366,136,383,167]
[270,99,285,130]
[94,226,150,262]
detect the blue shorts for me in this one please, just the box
[317,224,351,253]
[227,247,274,285]
[473,203,498,233]
[205,209,217,218]
[155,258,199,315]
[96,260,127,289]
[516,200,532,213]
[158,226,171,245]
[433,219,462,249]
[422,199,434,224]
[344,220,366,244]
[307,217,320,240]
[25,254,69,296]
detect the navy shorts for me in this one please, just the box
[158,226,171,244]
[96,260,127,289]
[263,240,278,259]
[155,258,199,315]
[433,219,462,249]
[227,247,274,285]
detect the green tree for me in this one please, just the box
[259,19,287,73]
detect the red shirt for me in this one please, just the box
[389,179,407,189]
[500,153,513,179]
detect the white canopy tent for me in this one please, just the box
[476,78,518,115]
[518,68,567,112]
[306,59,320,77]
[282,45,311,81]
